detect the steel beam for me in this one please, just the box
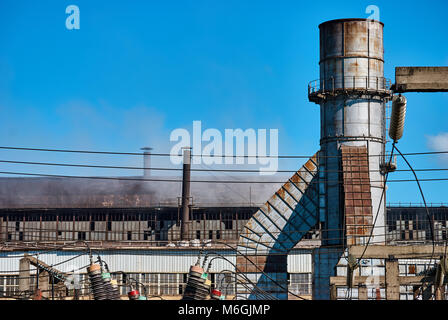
[394,67,448,92]
[349,245,446,259]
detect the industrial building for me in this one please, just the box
[0,174,447,300]
[1,17,448,300]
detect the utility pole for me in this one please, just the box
[181,147,192,241]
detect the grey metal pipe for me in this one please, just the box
[140,147,152,178]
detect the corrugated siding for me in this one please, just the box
[0,250,236,274]
[287,250,312,273]
[0,250,312,274]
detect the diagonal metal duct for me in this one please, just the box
[236,153,319,299]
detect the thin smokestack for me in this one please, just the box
[140,147,153,178]
[180,147,191,240]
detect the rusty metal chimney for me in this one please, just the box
[308,18,393,299]
[309,18,392,246]
[180,147,192,240]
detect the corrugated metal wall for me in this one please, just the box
[0,250,312,274]
[288,250,312,273]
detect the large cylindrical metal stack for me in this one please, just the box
[309,18,392,299]
[310,18,391,246]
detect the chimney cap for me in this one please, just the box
[319,18,384,29]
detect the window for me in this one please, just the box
[77,232,86,241]
[143,231,150,241]
[143,273,159,295]
[367,287,386,300]
[399,261,430,276]
[216,230,221,240]
[223,219,233,230]
[127,231,132,241]
[90,221,95,231]
[15,221,20,231]
[107,221,112,231]
[136,273,184,296]
[208,230,213,240]
[19,232,23,241]
[160,273,179,295]
[0,275,19,297]
[215,273,235,295]
[289,273,312,295]
[196,231,201,239]
[336,287,358,300]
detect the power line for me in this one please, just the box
[393,144,436,299]
[356,142,396,266]
[1,158,448,174]
[1,145,448,159]
[1,170,448,184]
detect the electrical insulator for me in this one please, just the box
[110,279,121,300]
[128,289,140,300]
[87,264,108,300]
[102,272,120,300]
[182,265,211,300]
[210,289,222,300]
[389,95,407,142]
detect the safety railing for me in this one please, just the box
[308,76,392,97]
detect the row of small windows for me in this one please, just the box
[4,230,225,241]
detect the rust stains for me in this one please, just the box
[341,145,373,245]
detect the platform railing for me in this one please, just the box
[308,76,392,96]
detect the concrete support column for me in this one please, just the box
[236,254,288,300]
[385,257,399,300]
[435,286,445,300]
[358,284,368,300]
[19,258,30,294]
[313,246,344,299]
[330,284,337,300]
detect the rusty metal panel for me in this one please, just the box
[341,146,373,246]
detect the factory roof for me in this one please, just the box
[0,174,289,209]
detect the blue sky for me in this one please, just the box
[0,0,447,203]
